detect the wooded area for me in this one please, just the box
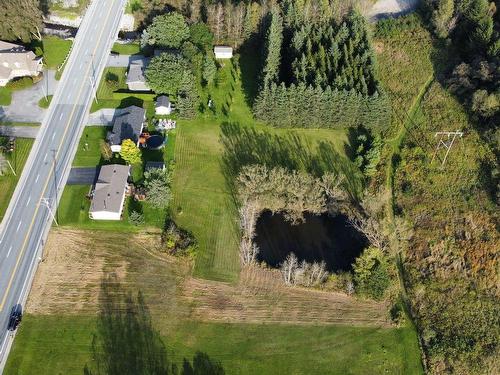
[253,9,390,129]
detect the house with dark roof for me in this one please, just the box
[89,164,130,220]
[107,106,145,153]
[155,95,172,115]
[0,41,43,86]
[126,60,150,91]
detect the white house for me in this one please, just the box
[155,95,172,115]
[0,41,43,87]
[107,105,145,153]
[89,165,130,220]
[214,46,233,59]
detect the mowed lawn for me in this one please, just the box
[6,315,423,375]
[171,57,350,283]
[0,138,33,222]
[42,36,72,69]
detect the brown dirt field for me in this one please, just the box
[27,229,390,327]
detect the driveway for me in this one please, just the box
[368,0,419,20]
[106,54,149,68]
[0,70,58,123]
[87,108,126,125]
[67,167,100,185]
[0,126,39,138]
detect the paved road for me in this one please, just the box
[0,0,126,370]
[0,127,39,139]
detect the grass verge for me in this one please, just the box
[0,138,34,222]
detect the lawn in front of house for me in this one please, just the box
[0,138,34,222]
[73,126,110,167]
[111,42,141,55]
[0,87,12,106]
[42,36,73,70]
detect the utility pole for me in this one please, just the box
[39,198,58,226]
[431,131,463,167]
[51,149,59,224]
[89,53,98,104]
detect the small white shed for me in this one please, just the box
[155,95,172,115]
[214,46,233,59]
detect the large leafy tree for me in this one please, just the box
[146,53,192,95]
[0,0,42,42]
[145,12,190,49]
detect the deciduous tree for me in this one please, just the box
[120,139,142,165]
[145,12,190,49]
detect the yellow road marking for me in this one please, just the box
[0,0,119,310]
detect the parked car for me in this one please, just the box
[7,305,22,331]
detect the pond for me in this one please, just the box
[254,211,367,272]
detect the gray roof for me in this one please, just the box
[107,105,145,146]
[145,161,165,171]
[156,95,170,108]
[90,164,130,214]
[214,46,233,53]
[126,60,147,84]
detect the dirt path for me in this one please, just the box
[27,229,391,327]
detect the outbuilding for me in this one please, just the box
[89,164,130,221]
[155,95,172,115]
[214,46,233,59]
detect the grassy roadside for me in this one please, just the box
[0,139,34,222]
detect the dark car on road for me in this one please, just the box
[7,305,22,331]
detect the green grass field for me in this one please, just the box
[0,87,12,105]
[0,138,33,222]
[5,314,423,375]
[112,42,141,55]
[73,126,109,167]
[42,37,73,69]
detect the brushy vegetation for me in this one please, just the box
[393,81,499,374]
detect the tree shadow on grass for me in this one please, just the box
[219,122,364,201]
[84,274,224,375]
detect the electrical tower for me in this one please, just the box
[431,131,463,167]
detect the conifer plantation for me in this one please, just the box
[254,10,390,130]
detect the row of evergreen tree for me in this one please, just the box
[253,82,390,129]
[287,12,379,96]
[254,8,390,130]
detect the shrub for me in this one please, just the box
[6,76,33,90]
[162,220,196,255]
[353,247,390,300]
[128,210,144,226]
[105,71,120,91]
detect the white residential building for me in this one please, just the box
[89,165,130,220]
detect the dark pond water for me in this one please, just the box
[254,211,367,272]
